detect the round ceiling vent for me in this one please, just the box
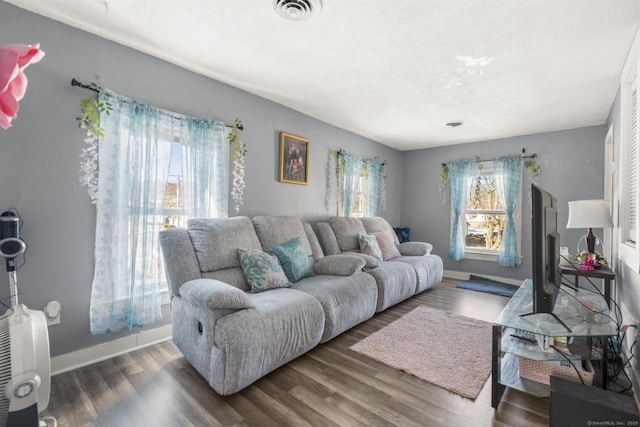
[273,0,322,21]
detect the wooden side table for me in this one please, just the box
[559,261,615,308]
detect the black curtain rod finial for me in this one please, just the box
[71,78,100,93]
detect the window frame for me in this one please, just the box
[620,27,640,272]
[455,161,523,263]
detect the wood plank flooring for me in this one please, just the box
[41,278,550,427]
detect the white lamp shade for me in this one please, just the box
[566,199,614,229]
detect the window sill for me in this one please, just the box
[161,289,171,306]
[464,250,499,262]
[464,249,523,264]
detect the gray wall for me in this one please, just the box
[400,126,607,281]
[0,3,403,356]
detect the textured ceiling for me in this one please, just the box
[6,0,640,150]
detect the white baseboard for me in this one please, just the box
[50,324,173,376]
[443,269,522,286]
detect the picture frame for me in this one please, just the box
[278,132,310,185]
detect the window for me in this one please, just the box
[337,152,383,217]
[89,90,228,335]
[464,172,507,252]
[448,158,522,265]
[350,177,365,217]
[620,27,640,271]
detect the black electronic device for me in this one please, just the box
[521,184,571,332]
[0,211,27,272]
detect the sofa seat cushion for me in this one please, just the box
[365,262,416,312]
[209,288,325,395]
[389,255,444,294]
[292,273,377,343]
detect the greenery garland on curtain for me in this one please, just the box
[330,149,387,216]
[227,119,246,213]
[76,82,113,204]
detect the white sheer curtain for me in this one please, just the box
[89,89,228,334]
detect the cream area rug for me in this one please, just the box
[349,306,492,400]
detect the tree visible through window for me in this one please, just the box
[464,174,507,252]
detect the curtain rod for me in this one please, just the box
[70,78,243,130]
[441,150,536,167]
[335,148,387,166]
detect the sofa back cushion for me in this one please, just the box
[188,217,262,272]
[304,222,324,261]
[329,217,367,252]
[361,217,400,245]
[313,222,341,256]
[252,216,313,258]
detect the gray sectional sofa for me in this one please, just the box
[159,215,443,395]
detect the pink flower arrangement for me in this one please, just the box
[580,255,595,271]
[0,43,45,129]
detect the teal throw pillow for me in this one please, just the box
[268,236,315,283]
[238,249,291,293]
[358,233,383,262]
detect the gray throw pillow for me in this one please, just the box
[238,248,292,293]
[358,233,383,261]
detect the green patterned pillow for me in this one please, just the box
[268,236,315,283]
[358,233,383,262]
[238,249,291,293]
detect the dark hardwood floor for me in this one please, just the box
[41,277,550,427]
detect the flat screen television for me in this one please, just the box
[525,184,570,331]
[531,184,561,313]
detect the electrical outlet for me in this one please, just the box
[44,301,61,326]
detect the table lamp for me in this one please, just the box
[566,199,613,254]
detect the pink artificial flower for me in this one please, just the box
[0,43,45,129]
[580,256,595,271]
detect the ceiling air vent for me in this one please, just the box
[273,0,322,21]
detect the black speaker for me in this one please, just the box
[550,376,640,427]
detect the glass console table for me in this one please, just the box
[491,279,617,408]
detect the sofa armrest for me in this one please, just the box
[180,279,255,310]
[349,253,382,269]
[398,242,433,256]
[313,255,366,276]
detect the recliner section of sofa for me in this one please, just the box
[314,217,443,310]
[252,216,378,343]
[159,215,443,396]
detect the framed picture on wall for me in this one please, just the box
[279,132,310,185]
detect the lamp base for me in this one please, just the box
[576,231,602,255]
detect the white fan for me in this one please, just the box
[0,212,51,427]
[0,304,50,426]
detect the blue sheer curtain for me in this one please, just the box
[180,119,228,218]
[89,90,228,334]
[365,159,381,217]
[341,153,362,217]
[448,160,476,261]
[495,155,522,267]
